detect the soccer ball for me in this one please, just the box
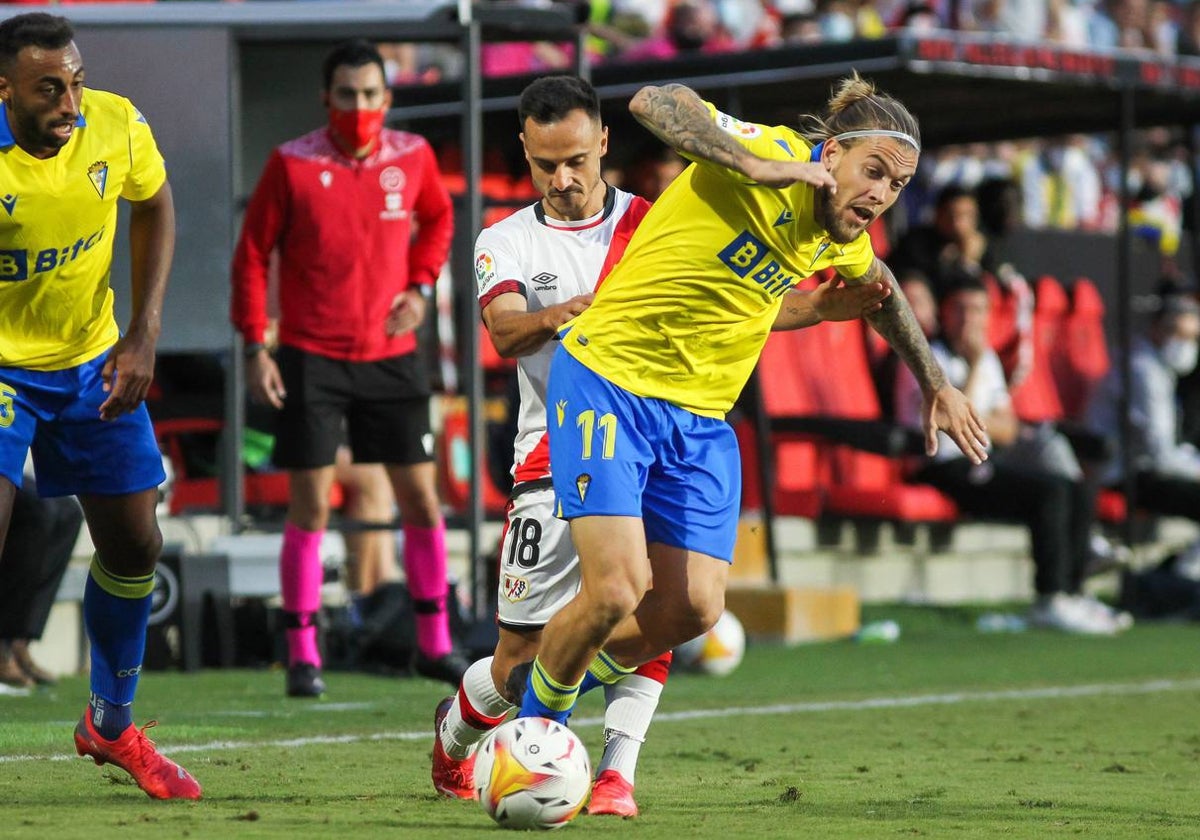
[674,610,746,677]
[475,717,591,830]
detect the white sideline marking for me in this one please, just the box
[4,677,1199,765]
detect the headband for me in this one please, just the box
[831,129,920,152]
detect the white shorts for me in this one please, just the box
[497,484,580,628]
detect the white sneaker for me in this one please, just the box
[1074,594,1134,632]
[1028,593,1119,635]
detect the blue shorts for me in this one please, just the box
[0,352,166,497]
[546,347,741,562]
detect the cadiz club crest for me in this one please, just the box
[87,161,108,199]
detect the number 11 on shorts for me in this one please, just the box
[576,409,616,460]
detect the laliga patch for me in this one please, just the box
[502,573,530,603]
[475,249,497,292]
[715,110,762,140]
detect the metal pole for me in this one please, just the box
[1117,88,1136,548]
[573,22,589,82]
[461,11,487,621]
[223,33,246,529]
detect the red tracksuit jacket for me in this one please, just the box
[231,127,453,361]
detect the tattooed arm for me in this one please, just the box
[854,258,991,463]
[628,84,836,191]
[772,274,891,330]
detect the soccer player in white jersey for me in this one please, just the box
[430,75,661,817]
[431,75,891,816]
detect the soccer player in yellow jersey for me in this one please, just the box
[518,74,990,723]
[0,14,200,799]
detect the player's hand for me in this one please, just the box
[922,384,990,464]
[386,289,428,337]
[811,274,891,322]
[98,329,156,421]
[746,159,837,192]
[247,351,286,409]
[544,293,594,332]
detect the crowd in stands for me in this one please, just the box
[377,0,1198,273]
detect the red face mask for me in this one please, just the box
[328,107,386,157]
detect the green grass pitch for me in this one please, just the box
[2,604,1198,839]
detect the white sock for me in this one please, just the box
[440,656,514,759]
[599,674,664,785]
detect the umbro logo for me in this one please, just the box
[532,271,558,291]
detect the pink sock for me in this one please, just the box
[281,522,324,667]
[403,522,452,659]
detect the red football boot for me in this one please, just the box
[588,769,638,817]
[74,712,202,800]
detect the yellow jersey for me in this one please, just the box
[563,104,874,418]
[0,88,167,370]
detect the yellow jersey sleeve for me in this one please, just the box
[681,101,811,183]
[832,237,875,282]
[119,99,166,202]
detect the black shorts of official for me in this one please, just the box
[273,345,433,469]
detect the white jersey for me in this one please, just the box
[475,186,649,484]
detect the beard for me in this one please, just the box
[813,189,862,244]
[14,108,71,151]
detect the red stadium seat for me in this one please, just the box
[1054,277,1110,421]
[1010,275,1068,423]
[752,277,958,524]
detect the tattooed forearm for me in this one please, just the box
[861,259,947,394]
[629,84,754,176]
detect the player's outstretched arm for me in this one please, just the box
[857,258,990,464]
[628,85,835,191]
[99,180,175,421]
[772,274,892,331]
[483,292,594,358]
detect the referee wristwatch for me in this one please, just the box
[416,284,435,301]
[244,341,267,359]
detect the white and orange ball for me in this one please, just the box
[475,716,591,830]
[675,610,747,677]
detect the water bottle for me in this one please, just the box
[856,619,901,644]
[976,612,1027,633]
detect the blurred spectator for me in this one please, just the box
[890,185,998,299]
[897,281,1129,634]
[1088,0,1153,50]
[780,11,825,41]
[1178,0,1200,56]
[1047,0,1091,45]
[621,0,737,61]
[855,0,889,36]
[896,1,942,30]
[961,0,1048,41]
[0,471,83,689]
[1148,0,1177,55]
[626,146,687,200]
[1088,294,1200,521]
[817,0,859,40]
[482,41,573,77]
